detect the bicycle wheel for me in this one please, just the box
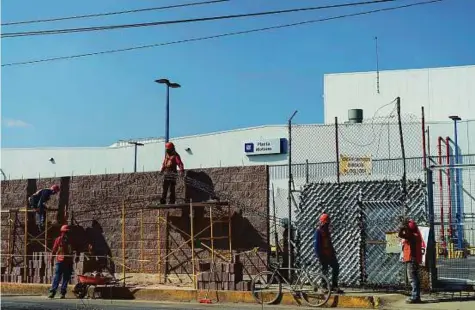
[298,272,331,307]
[251,271,282,305]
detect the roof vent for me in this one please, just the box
[348,109,363,124]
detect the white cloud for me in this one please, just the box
[2,119,33,128]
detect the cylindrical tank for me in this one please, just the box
[348,109,363,123]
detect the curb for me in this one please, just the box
[0,283,380,308]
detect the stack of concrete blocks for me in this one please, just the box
[196,256,251,291]
[1,252,54,284]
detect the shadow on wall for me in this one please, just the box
[85,220,116,274]
[69,220,115,275]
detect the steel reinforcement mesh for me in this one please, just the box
[296,180,427,287]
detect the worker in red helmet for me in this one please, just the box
[49,225,80,299]
[28,185,60,231]
[160,142,184,204]
[398,218,423,304]
[314,213,343,294]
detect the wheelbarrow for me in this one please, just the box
[73,274,124,299]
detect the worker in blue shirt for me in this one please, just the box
[28,185,60,231]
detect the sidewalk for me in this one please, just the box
[1,283,474,309]
[0,283,381,308]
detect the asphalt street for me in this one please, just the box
[0,296,355,310]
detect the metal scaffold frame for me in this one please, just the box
[1,207,61,281]
[2,200,232,288]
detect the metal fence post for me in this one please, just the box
[335,117,340,184]
[287,110,298,276]
[426,168,438,289]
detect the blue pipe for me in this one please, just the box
[453,121,464,249]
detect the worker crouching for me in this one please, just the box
[28,185,60,231]
[160,142,184,205]
[49,225,80,299]
[398,219,423,304]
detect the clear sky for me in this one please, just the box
[1,0,474,148]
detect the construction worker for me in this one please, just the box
[314,213,343,294]
[160,142,184,205]
[28,185,60,231]
[398,219,423,304]
[49,225,80,299]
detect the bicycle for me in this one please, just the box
[251,263,331,307]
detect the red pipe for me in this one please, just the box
[445,136,453,238]
[437,137,445,242]
[422,107,427,170]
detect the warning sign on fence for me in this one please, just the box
[385,232,401,254]
[339,155,372,175]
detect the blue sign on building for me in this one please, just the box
[244,143,254,153]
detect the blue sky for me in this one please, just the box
[1,0,474,148]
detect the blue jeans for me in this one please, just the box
[32,203,46,229]
[50,262,73,295]
[406,260,420,301]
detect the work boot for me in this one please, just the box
[332,288,344,294]
[60,293,66,299]
[406,298,422,304]
[48,291,56,299]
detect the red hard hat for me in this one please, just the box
[51,184,60,193]
[319,213,330,224]
[165,142,174,150]
[408,219,417,231]
[60,225,70,232]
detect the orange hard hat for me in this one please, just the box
[165,142,174,150]
[51,184,60,193]
[319,213,330,224]
[60,225,70,232]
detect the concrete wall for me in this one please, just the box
[0,165,269,283]
[324,65,475,124]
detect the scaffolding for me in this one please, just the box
[1,200,233,287]
[1,208,60,281]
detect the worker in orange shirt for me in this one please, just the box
[160,142,184,205]
[49,225,80,299]
[398,219,423,304]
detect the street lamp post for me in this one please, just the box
[155,79,181,143]
[449,115,463,249]
[128,141,145,173]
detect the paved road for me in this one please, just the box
[437,257,475,283]
[0,296,361,310]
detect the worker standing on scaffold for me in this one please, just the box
[160,142,184,205]
[28,184,60,231]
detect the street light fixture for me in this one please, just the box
[128,141,145,173]
[448,115,463,249]
[155,78,181,143]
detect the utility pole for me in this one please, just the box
[128,141,144,172]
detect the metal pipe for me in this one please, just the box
[437,137,445,243]
[210,207,215,265]
[24,207,28,282]
[140,209,144,273]
[189,200,196,289]
[445,137,453,239]
[335,116,340,184]
[157,210,161,278]
[422,107,427,170]
[228,204,232,263]
[165,86,170,143]
[396,97,407,215]
[122,201,126,287]
[305,159,309,184]
[452,119,464,249]
[287,110,297,275]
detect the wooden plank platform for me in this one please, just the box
[147,201,229,209]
